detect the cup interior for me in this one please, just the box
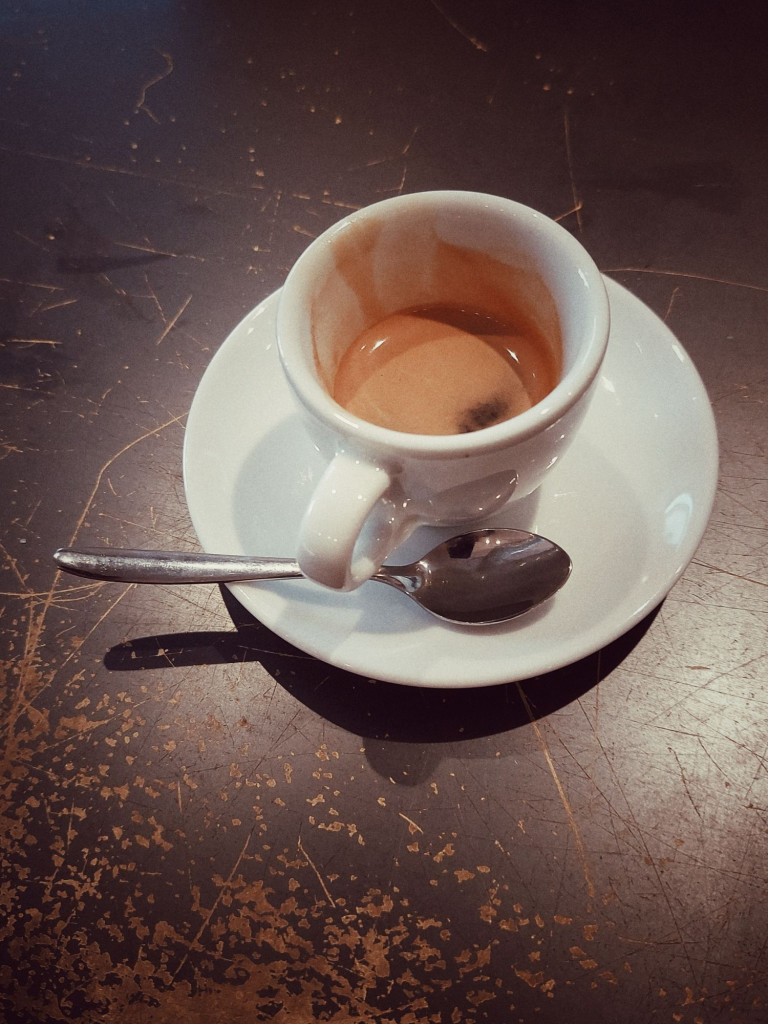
[278,192,607,447]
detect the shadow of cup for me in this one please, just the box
[104,585,660,780]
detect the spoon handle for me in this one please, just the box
[53,547,304,584]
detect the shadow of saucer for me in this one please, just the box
[105,584,660,749]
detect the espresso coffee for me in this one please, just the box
[333,304,560,435]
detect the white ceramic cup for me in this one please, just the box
[276,190,609,591]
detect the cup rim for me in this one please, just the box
[277,190,610,457]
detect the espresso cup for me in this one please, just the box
[276,190,609,591]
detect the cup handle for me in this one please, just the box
[297,451,403,590]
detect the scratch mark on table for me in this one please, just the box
[1,413,186,757]
[664,286,681,321]
[399,812,424,835]
[516,683,596,899]
[670,747,702,819]
[56,586,133,673]
[389,165,408,195]
[91,272,147,317]
[0,536,30,592]
[553,200,583,224]
[645,654,768,736]
[16,499,42,534]
[0,276,63,292]
[261,189,285,251]
[350,126,421,173]
[69,416,186,548]
[429,0,489,51]
[402,125,420,156]
[155,295,192,345]
[0,382,55,396]
[695,735,732,785]
[117,240,205,263]
[0,144,264,200]
[579,702,704,982]
[298,834,336,907]
[320,194,362,211]
[604,266,768,294]
[692,559,767,588]
[135,51,174,123]
[0,582,101,601]
[13,229,49,252]
[1,337,60,347]
[35,297,79,314]
[169,828,254,983]
[562,107,583,232]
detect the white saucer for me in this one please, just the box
[183,278,718,688]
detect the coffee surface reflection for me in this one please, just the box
[332,304,559,435]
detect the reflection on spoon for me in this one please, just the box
[53,528,571,626]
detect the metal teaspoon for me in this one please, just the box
[53,528,571,626]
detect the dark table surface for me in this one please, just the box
[2,2,767,1022]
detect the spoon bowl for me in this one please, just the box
[374,529,571,624]
[53,528,571,626]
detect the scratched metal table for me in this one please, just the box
[2,2,767,1022]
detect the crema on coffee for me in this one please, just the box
[333,304,559,435]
